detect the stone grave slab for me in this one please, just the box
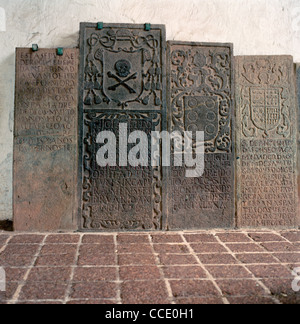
[236,56,298,228]
[78,23,167,231]
[13,48,78,231]
[166,42,235,229]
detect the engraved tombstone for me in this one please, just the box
[166,42,235,229]
[78,23,167,231]
[236,56,298,227]
[14,48,78,231]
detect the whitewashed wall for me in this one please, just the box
[0,0,299,220]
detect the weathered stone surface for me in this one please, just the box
[166,42,235,229]
[78,23,167,231]
[13,48,78,231]
[1,1,300,223]
[297,64,300,226]
[236,56,298,228]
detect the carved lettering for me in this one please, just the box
[78,23,167,231]
[236,56,298,227]
[167,42,235,229]
[13,48,78,231]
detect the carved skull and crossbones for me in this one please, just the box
[108,60,137,94]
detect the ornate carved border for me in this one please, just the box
[78,23,167,231]
[168,42,233,153]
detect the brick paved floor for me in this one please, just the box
[0,230,299,304]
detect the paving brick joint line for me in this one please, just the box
[0,230,299,304]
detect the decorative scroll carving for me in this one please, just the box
[169,46,232,153]
[83,28,163,109]
[78,23,166,231]
[167,42,234,230]
[81,111,162,230]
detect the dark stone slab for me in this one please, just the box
[13,48,78,231]
[166,42,235,229]
[297,64,300,226]
[78,23,167,231]
[235,56,298,228]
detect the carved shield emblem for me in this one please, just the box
[103,50,143,107]
[184,96,219,141]
[250,88,281,132]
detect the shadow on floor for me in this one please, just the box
[0,220,13,231]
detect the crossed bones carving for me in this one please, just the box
[107,71,137,94]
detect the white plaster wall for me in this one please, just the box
[0,0,299,220]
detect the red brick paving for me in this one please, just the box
[0,230,299,304]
